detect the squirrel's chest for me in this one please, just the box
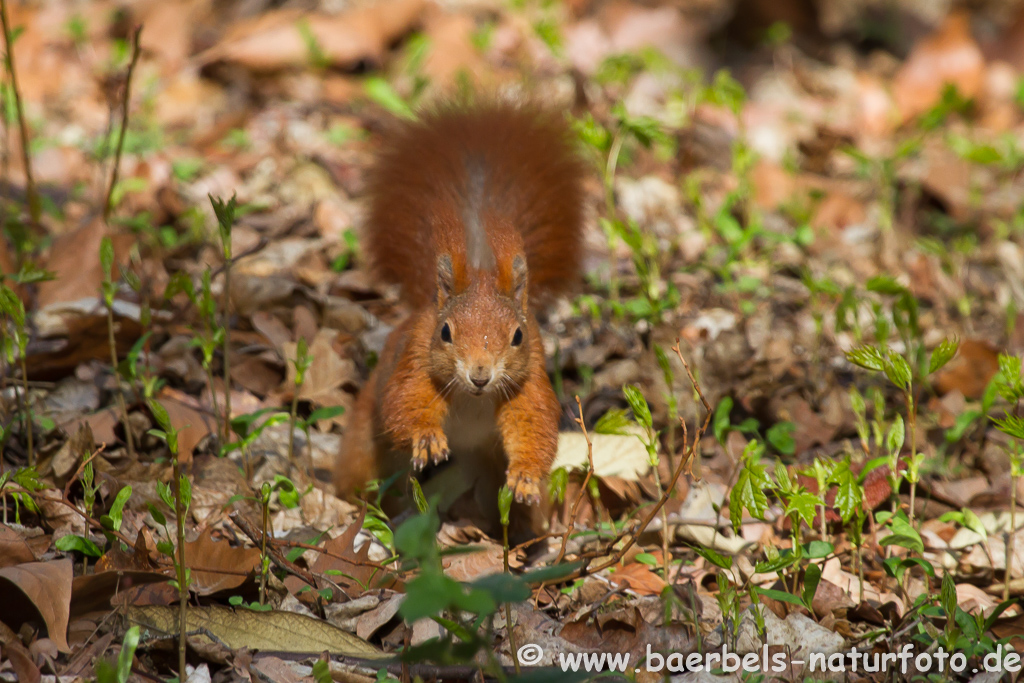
[444,393,501,455]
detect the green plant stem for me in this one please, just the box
[19,352,32,466]
[503,523,519,674]
[103,25,142,223]
[260,497,269,605]
[221,268,232,444]
[650,465,671,579]
[172,456,188,678]
[203,362,220,435]
[0,0,39,228]
[288,393,299,462]
[907,390,917,527]
[789,518,801,596]
[1007,472,1016,603]
[857,535,864,604]
[107,305,136,458]
[604,129,624,303]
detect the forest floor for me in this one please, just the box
[3,0,1024,681]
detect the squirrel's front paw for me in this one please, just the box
[411,430,450,471]
[507,469,542,506]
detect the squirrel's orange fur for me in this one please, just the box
[335,101,585,526]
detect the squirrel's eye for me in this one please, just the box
[440,322,453,343]
[511,327,523,346]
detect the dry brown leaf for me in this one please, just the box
[197,0,426,73]
[420,12,490,88]
[151,387,220,462]
[919,140,975,220]
[288,508,395,596]
[4,639,40,683]
[36,219,132,310]
[126,604,387,658]
[69,570,170,620]
[0,524,39,568]
[442,543,505,583]
[280,329,355,430]
[892,11,985,122]
[186,528,261,595]
[932,338,1000,399]
[0,559,73,652]
[608,562,667,596]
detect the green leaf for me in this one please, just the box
[401,571,489,621]
[998,354,1023,400]
[519,560,587,586]
[753,587,805,608]
[107,485,132,532]
[730,461,770,531]
[992,414,1024,440]
[497,485,513,527]
[773,460,792,494]
[55,534,103,557]
[804,540,834,559]
[147,398,172,432]
[766,421,795,455]
[180,474,192,512]
[832,465,862,523]
[941,573,957,618]
[410,478,428,514]
[866,275,906,296]
[945,409,981,443]
[784,491,820,528]
[623,385,652,429]
[306,406,345,424]
[960,507,988,542]
[879,514,924,554]
[147,502,166,526]
[691,545,732,570]
[714,396,733,444]
[887,414,905,456]
[156,482,174,509]
[99,236,114,281]
[883,351,913,390]
[928,337,960,374]
[364,77,416,120]
[394,506,440,561]
[882,556,932,583]
[311,659,332,683]
[469,572,531,604]
[594,408,632,435]
[117,626,141,683]
[802,563,821,606]
[634,552,657,566]
[845,345,886,372]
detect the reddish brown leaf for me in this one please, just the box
[0,559,73,652]
[932,338,1000,399]
[186,528,261,595]
[893,11,985,122]
[608,562,668,596]
[0,524,39,568]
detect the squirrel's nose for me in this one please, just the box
[469,366,490,388]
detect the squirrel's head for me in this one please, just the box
[429,253,532,396]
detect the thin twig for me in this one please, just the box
[0,0,39,229]
[554,396,595,566]
[103,25,143,223]
[558,342,710,583]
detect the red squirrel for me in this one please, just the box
[335,101,585,519]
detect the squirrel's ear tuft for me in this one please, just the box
[437,254,455,307]
[511,254,528,311]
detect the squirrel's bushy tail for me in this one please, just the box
[362,100,587,309]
